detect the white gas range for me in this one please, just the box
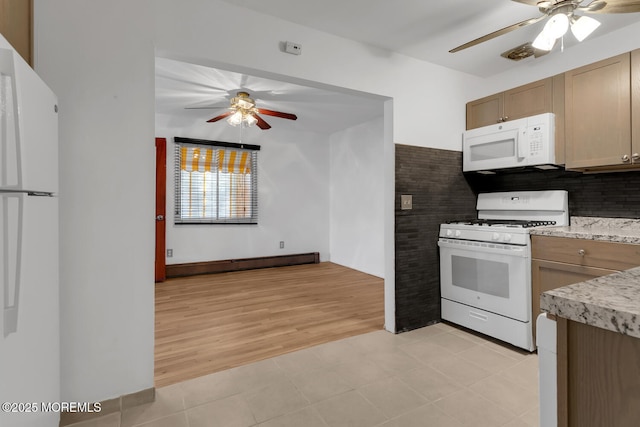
[438,190,568,351]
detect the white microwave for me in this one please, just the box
[463,112,556,173]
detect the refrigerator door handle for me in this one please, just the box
[1,192,23,336]
[0,46,22,189]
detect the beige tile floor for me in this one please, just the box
[69,322,540,427]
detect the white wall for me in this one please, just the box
[330,118,385,278]
[157,118,332,264]
[32,0,484,402]
[34,0,156,402]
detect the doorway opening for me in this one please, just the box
[154,56,394,386]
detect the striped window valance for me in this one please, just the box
[174,137,260,224]
[179,146,252,174]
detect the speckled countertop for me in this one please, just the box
[537,216,640,338]
[530,216,640,244]
[541,267,640,338]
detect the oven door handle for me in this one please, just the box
[437,239,529,258]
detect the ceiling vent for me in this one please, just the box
[501,42,537,61]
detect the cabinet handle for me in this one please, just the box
[578,249,585,256]
[622,154,631,163]
[503,116,508,121]
[633,153,640,161]
[497,118,504,123]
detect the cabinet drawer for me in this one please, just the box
[531,235,640,271]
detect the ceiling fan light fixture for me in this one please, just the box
[227,110,244,126]
[570,15,601,41]
[543,12,570,39]
[244,113,258,127]
[532,31,556,51]
[236,98,254,109]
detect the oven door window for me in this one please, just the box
[451,255,509,298]
[439,240,530,322]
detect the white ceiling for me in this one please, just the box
[155,57,386,134]
[222,0,640,77]
[156,0,640,135]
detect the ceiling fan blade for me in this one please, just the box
[206,111,233,123]
[185,104,228,110]
[256,108,298,121]
[510,0,541,6]
[254,114,272,130]
[253,113,271,130]
[579,1,608,12]
[585,0,640,13]
[449,15,546,53]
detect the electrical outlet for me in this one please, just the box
[167,249,173,257]
[401,194,413,210]
[279,241,285,249]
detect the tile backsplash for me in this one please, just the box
[466,168,640,219]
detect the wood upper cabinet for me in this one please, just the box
[564,52,636,170]
[466,77,554,130]
[530,235,640,340]
[0,0,32,65]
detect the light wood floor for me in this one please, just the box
[154,262,385,387]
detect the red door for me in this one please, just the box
[155,138,167,282]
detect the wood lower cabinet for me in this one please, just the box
[556,317,640,427]
[565,51,640,170]
[531,260,615,330]
[530,235,640,339]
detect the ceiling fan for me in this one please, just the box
[204,91,297,130]
[450,0,640,54]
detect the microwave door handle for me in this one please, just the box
[517,129,527,160]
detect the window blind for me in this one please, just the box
[174,138,259,224]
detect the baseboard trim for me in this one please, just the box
[166,252,320,278]
[59,387,155,426]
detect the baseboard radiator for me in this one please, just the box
[166,252,320,278]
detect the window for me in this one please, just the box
[174,137,259,224]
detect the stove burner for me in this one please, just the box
[447,219,556,228]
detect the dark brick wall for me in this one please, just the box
[465,168,640,218]
[395,145,477,332]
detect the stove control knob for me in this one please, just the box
[492,233,500,240]
[503,233,512,242]
[446,229,453,237]
[455,230,461,237]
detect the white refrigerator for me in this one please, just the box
[0,35,60,427]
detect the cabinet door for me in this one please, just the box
[556,318,640,427]
[565,53,631,169]
[0,0,32,65]
[466,93,503,130]
[504,78,553,122]
[531,259,616,340]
